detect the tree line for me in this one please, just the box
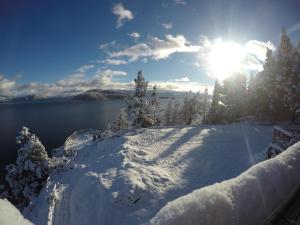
[205,28,300,124]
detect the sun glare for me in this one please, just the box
[208,39,246,80]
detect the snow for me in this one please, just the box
[149,141,300,225]
[273,125,293,137]
[25,124,273,225]
[0,199,33,225]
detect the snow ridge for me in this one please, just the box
[149,141,300,225]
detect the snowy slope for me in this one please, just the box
[149,141,300,225]
[0,199,33,225]
[25,124,272,225]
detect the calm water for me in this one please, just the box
[0,99,124,184]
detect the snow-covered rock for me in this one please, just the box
[0,199,33,225]
[25,124,273,225]
[149,141,300,225]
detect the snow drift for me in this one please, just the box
[149,141,300,225]
[0,199,33,225]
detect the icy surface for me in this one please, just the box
[149,142,300,225]
[0,199,33,225]
[25,124,273,225]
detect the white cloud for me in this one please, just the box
[287,22,300,34]
[244,40,275,61]
[0,75,17,96]
[150,34,200,60]
[109,34,200,62]
[91,69,127,89]
[102,59,127,65]
[0,68,130,98]
[110,43,153,61]
[76,64,95,73]
[196,36,276,76]
[174,0,187,6]
[99,40,116,50]
[162,23,173,30]
[175,76,190,82]
[129,32,140,39]
[112,3,134,28]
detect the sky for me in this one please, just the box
[1,0,300,97]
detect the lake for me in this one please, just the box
[0,99,124,184]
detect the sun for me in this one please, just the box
[208,39,246,80]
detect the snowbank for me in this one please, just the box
[0,199,33,225]
[149,141,300,225]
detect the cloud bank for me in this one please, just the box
[107,34,200,62]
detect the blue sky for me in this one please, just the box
[1,0,300,97]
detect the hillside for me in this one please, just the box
[72,89,128,101]
[24,124,273,225]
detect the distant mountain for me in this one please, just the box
[12,94,40,101]
[72,89,128,101]
[0,96,9,102]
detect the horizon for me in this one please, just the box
[1,0,300,97]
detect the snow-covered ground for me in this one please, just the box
[0,199,33,225]
[149,141,300,225]
[25,124,273,225]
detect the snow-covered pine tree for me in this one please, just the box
[149,85,161,125]
[5,127,50,209]
[202,88,209,121]
[275,27,295,119]
[222,73,247,122]
[125,70,154,128]
[285,36,300,119]
[205,80,224,124]
[254,48,278,120]
[172,99,180,125]
[246,73,257,117]
[164,97,174,126]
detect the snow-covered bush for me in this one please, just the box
[5,127,50,209]
[165,90,209,126]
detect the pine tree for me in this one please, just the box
[285,36,300,118]
[125,71,155,128]
[149,85,161,125]
[202,88,209,121]
[205,80,224,124]
[255,48,278,120]
[222,73,247,122]
[164,97,173,125]
[247,73,257,117]
[275,27,295,119]
[5,127,50,209]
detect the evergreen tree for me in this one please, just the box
[275,27,295,119]
[255,48,278,120]
[124,71,155,128]
[205,80,224,124]
[222,73,247,122]
[202,88,209,121]
[5,127,50,209]
[149,85,161,125]
[164,97,173,126]
[246,73,257,117]
[286,36,300,118]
